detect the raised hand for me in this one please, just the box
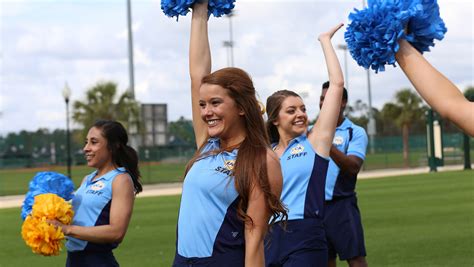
[318,23,344,41]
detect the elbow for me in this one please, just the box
[330,79,344,89]
[347,167,360,177]
[110,230,127,244]
[344,163,362,177]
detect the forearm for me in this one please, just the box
[396,39,474,135]
[245,238,265,267]
[329,146,361,176]
[190,2,211,81]
[63,223,128,244]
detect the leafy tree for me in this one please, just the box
[346,99,386,136]
[464,86,474,101]
[382,89,426,167]
[72,81,140,141]
[168,116,196,146]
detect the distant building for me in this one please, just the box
[141,103,168,146]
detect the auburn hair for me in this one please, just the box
[186,67,287,226]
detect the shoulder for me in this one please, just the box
[344,118,367,137]
[351,124,368,140]
[80,175,89,185]
[265,148,280,165]
[264,148,283,191]
[112,173,134,190]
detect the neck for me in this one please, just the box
[95,161,117,178]
[220,131,246,150]
[337,114,345,126]
[277,130,300,150]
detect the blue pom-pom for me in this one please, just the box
[161,0,194,19]
[405,0,447,53]
[208,0,235,18]
[21,172,75,220]
[161,0,235,19]
[345,0,447,73]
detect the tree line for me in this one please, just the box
[1,81,472,165]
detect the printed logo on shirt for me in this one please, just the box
[291,144,305,154]
[90,181,105,191]
[333,136,344,145]
[215,159,235,176]
[287,144,307,160]
[224,159,236,171]
[87,181,105,196]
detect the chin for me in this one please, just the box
[207,128,223,138]
[86,161,96,168]
[293,128,306,136]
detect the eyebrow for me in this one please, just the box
[285,104,305,109]
[200,97,224,102]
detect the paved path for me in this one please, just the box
[1,165,471,209]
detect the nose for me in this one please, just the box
[296,109,306,118]
[83,142,90,153]
[202,105,213,117]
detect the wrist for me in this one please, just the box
[62,224,72,235]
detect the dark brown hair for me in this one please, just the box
[186,67,287,225]
[93,120,142,194]
[266,90,302,143]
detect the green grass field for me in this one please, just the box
[1,148,472,196]
[0,163,186,196]
[0,170,473,266]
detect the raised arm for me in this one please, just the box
[190,1,212,147]
[395,39,474,136]
[308,23,345,158]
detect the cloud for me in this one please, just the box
[0,0,472,136]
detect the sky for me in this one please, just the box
[0,0,473,136]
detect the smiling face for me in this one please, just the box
[274,96,308,138]
[83,126,113,169]
[199,83,245,140]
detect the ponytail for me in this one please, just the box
[92,120,143,194]
[116,144,143,194]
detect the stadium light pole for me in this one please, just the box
[337,44,349,90]
[62,83,72,178]
[126,0,135,99]
[126,0,141,150]
[223,11,235,67]
[362,0,376,154]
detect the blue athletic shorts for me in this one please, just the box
[324,195,366,260]
[66,250,119,267]
[173,249,244,267]
[265,218,327,267]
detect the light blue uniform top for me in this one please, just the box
[278,134,329,221]
[176,138,244,258]
[66,168,127,252]
[325,118,368,201]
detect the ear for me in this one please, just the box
[238,108,245,116]
[272,120,279,126]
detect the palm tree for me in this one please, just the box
[72,81,140,141]
[382,89,426,168]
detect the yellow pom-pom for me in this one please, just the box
[21,193,73,256]
[32,193,73,224]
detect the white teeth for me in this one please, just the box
[207,120,218,125]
